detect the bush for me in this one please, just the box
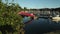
[0,0,24,34]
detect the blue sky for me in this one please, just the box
[2,0,60,9]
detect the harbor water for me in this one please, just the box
[23,18,60,34]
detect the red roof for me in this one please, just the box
[18,11,35,17]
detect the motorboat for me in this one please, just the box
[52,15,60,22]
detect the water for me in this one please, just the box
[23,18,60,34]
[23,17,31,24]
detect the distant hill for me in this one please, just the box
[29,7,60,11]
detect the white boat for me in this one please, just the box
[52,15,60,22]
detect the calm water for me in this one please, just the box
[24,18,60,34]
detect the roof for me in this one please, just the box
[18,11,35,17]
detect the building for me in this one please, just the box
[28,8,60,17]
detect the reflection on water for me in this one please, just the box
[24,18,60,34]
[23,17,31,24]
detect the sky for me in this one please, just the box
[2,0,60,9]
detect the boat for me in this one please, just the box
[18,11,35,19]
[52,15,60,22]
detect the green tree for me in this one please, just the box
[24,7,28,11]
[0,0,24,34]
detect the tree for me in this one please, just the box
[23,7,28,11]
[0,0,2,3]
[0,0,24,34]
